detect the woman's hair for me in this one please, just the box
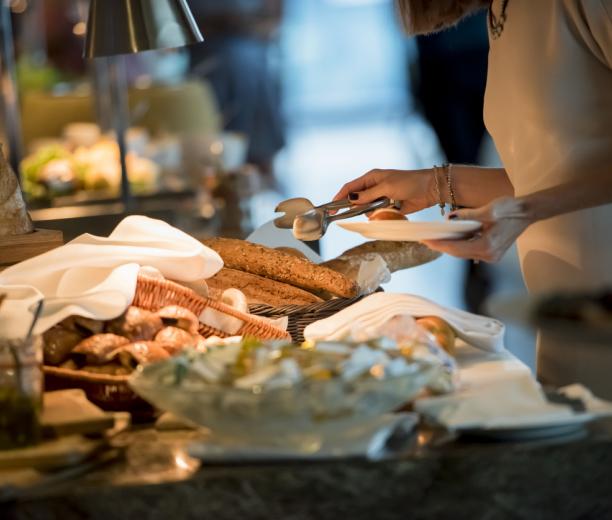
[396,0,489,35]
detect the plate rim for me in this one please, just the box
[337,219,482,231]
[336,219,482,241]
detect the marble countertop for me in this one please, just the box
[4,345,611,519]
[3,417,612,520]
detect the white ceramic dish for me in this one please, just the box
[337,220,482,241]
[457,413,595,441]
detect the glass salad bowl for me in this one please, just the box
[129,338,442,452]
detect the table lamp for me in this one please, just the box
[83,0,204,208]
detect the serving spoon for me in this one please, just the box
[274,197,353,229]
[292,197,393,241]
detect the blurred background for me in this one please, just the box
[0,0,534,367]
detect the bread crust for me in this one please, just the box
[323,240,440,273]
[203,238,359,298]
[207,267,324,307]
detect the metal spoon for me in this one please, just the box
[293,197,393,241]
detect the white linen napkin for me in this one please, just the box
[415,374,574,430]
[303,292,505,352]
[0,216,223,334]
[0,285,44,339]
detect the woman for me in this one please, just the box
[334,0,612,393]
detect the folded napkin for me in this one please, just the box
[0,285,43,339]
[303,292,505,352]
[0,216,223,334]
[415,374,574,430]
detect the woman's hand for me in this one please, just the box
[422,197,532,263]
[333,169,435,214]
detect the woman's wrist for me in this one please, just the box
[424,167,443,208]
[515,195,539,224]
[427,164,457,211]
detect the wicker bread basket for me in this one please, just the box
[43,275,290,414]
[249,296,365,343]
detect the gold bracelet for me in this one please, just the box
[444,163,457,211]
[433,165,446,216]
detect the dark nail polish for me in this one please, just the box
[348,192,359,201]
[448,213,458,220]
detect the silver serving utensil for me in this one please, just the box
[26,299,44,340]
[293,197,393,241]
[274,197,353,229]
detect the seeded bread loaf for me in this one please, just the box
[323,240,440,273]
[207,268,324,306]
[203,238,359,298]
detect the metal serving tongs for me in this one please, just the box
[274,196,395,241]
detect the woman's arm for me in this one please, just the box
[423,172,612,263]
[520,174,612,222]
[439,165,514,209]
[333,165,513,214]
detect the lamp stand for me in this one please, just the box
[106,55,132,211]
[0,2,23,180]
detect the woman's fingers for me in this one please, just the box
[422,235,490,261]
[333,170,380,201]
[427,197,532,263]
[448,205,492,222]
[348,182,391,204]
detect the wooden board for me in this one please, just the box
[0,228,63,267]
[0,390,128,471]
[0,435,106,471]
[41,389,117,438]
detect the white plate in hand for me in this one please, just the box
[337,220,482,241]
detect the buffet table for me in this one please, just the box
[3,347,612,520]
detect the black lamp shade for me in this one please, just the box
[84,0,204,58]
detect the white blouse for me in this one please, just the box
[484,0,612,294]
[484,0,612,392]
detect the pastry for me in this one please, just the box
[207,267,324,306]
[43,326,85,365]
[368,208,407,221]
[106,306,163,341]
[109,341,171,369]
[155,326,196,354]
[203,238,358,298]
[60,315,105,335]
[416,316,456,354]
[72,333,130,365]
[81,363,132,376]
[157,306,200,335]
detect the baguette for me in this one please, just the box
[323,240,440,273]
[207,267,324,307]
[203,238,359,298]
[274,246,308,260]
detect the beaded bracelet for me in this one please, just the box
[433,165,446,216]
[444,163,458,211]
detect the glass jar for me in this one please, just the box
[0,335,43,450]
